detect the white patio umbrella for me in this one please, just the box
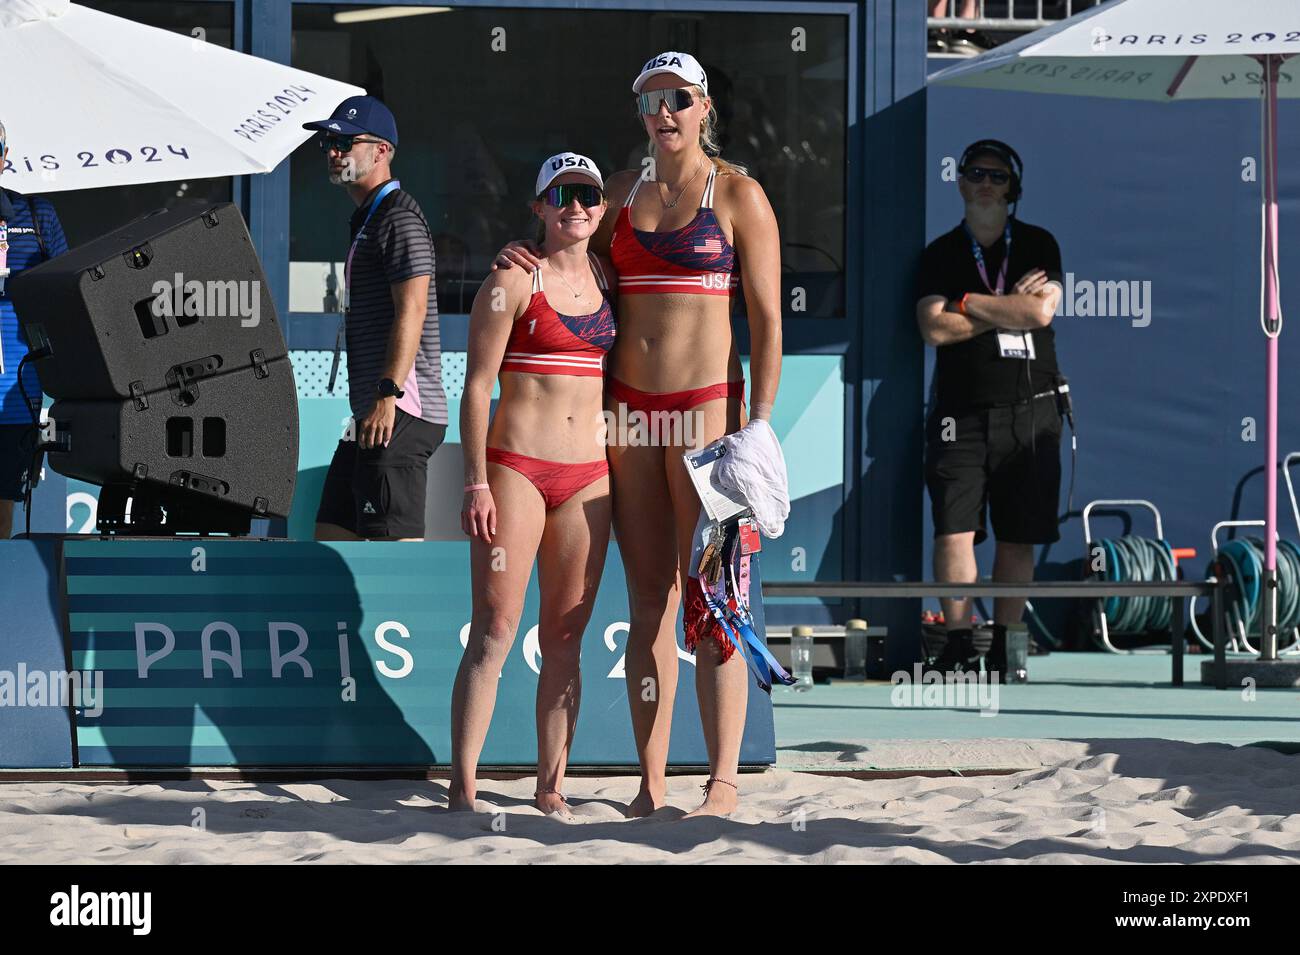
[0,0,363,193]
[930,0,1297,662]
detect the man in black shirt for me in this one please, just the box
[915,139,1065,677]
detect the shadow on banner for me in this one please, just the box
[61,539,775,768]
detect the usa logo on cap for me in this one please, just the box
[632,51,708,95]
[552,155,590,173]
[535,151,605,196]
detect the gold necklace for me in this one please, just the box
[547,259,588,300]
[658,156,706,209]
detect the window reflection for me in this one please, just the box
[290,5,847,318]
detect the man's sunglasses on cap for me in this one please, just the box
[636,88,696,115]
[962,166,1011,185]
[317,133,384,153]
[542,184,605,208]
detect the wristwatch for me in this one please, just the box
[376,377,405,399]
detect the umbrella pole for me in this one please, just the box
[1262,54,1282,661]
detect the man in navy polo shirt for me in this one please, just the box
[0,119,69,538]
[303,96,447,541]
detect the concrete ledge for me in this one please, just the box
[775,738,1044,774]
[765,626,889,639]
[1201,659,1300,688]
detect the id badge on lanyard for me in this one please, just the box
[996,329,1035,359]
[329,180,401,394]
[965,220,1032,361]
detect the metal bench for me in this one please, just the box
[762,580,1225,687]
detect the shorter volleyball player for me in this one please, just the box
[449,153,617,816]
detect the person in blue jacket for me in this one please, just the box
[0,118,69,538]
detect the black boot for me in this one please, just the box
[927,628,979,674]
[984,623,1007,680]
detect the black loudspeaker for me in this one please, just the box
[10,200,287,400]
[9,201,298,534]
[47,360,297,519]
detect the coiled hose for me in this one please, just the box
[1190,537,1300,654]
[1091,536,1176,648]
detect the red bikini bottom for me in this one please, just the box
[607,377,746,415]
[486,447,609,511]
[605,377,746,661]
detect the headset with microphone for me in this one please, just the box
[958,138,1024,207]
[957,138,1076,513]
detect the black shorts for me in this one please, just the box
[925,395,1062,545]
[0,423,38,502]
[316,409,445,539]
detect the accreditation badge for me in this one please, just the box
[996,329,1036,360]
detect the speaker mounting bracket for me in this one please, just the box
[95,481,253,537]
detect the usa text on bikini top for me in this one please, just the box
[610,164,740,297]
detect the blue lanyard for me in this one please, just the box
[344,179,401,304]
[963,219,1012,295]
[698,531,796,694]
[330,179,401,394]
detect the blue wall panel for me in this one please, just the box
[0,540,73,767]
[924,57,1300,646]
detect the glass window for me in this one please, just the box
[32,1,235,250]
[290,4,848,318]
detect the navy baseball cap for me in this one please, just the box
[303,95,399,147]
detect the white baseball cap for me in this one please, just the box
[534,152,604,196]
[632,51,708,95]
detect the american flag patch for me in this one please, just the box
[693,238,722,254]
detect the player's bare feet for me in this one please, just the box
[682,777,737,819]
[534,789,574,817]
[625,781,666,818]
[447,783,478,812]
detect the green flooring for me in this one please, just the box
[772,652,1300,747]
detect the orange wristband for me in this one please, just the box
[955,292,971,315]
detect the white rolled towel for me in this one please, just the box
[714,418,789,538]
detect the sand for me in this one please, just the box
[1,739,1297,863]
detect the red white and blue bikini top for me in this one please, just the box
[500,253,616,378]
[610,164,740,297]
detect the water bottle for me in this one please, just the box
[790,625,815,691]
[843,619,868,680]
[1006,623,1030,683]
